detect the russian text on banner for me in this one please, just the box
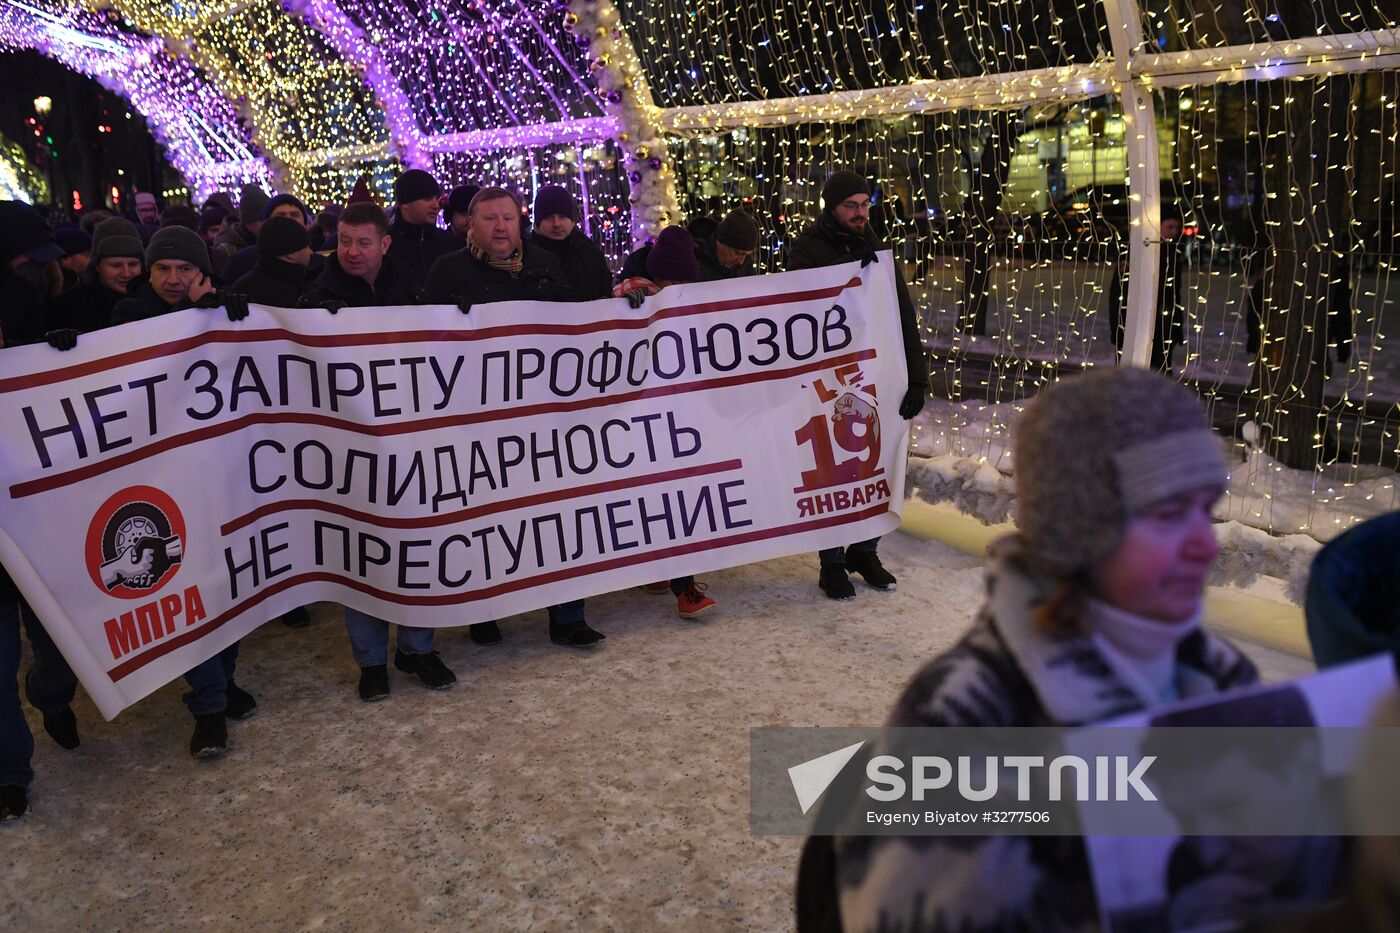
[0,255,909,717]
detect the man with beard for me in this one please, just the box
[787,171,928,600]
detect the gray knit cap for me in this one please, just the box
[89,217,144,262]
[1012,368,1228,580]
[145,225,212,276]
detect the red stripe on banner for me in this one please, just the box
[106,500,892,683]
[0,277,862,394]
[219,458,744,535]
[10,348,877,499]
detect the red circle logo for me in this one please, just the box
[85,486,187,599]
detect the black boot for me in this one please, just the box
[42,706,80,750]
[846,550,897,591]
[189,713,228,759]
[549,620,606,648]
[819,564,855,600]
[225,681,258,721]
[358,664,390,702]
[278,606,311,628]
[469,620,503,645]
[0,784,28,821]
[394,650,457,690]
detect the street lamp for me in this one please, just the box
[33,96,51,117]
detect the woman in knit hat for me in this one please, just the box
[611,225,720,621]
[797,368,1261,932]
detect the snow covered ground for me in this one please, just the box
[5,528,1312,930]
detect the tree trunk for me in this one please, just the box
[957,109,1019,336]
[1252,76,1350,469]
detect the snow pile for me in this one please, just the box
[1210,521,1321,604]
[906,454,1017,526]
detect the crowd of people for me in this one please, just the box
[0,167,927,816]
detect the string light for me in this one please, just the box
[0,0,1396,542]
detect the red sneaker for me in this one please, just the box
[676,582,715,619]
[642,581,671,594]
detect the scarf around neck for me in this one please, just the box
[468,233,524,274]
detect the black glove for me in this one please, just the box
[457,298,473,315]
[45,328,80,351]
[224,292,250,322]
[623,287,647,309]
[319,299,346,315]
[898,384,926,420]
[860,252,880,268]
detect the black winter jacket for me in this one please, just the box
[787,212,928,389]
[388,218,461,280]
[420,243,574,306]
[300,253,421,309]
[528,229,613,300]
[111,280,192,325]
[47,279,125,334]
[232,256,321,309]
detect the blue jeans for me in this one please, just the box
[344,607,434,667]
[547,600,585,626]
[183,643,240,716]
[819,538,880,568]
[20,605,77,715]
[0,598,33,788]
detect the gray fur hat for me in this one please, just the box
[1013,368,1228,580]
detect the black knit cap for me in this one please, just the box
[646,225,699,282]
[533,185,577,222]
[446,184,480,219]
[821,171,872,212]
[261,193,309,223]
[715,210,759,250]
[257,215,311,260]
[145,225,211,276]
[52,224,91,257]
[394,169,441,204]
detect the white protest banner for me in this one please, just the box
[0,255,910,718]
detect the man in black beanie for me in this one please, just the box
[212,183,269,278]
[52,224,91,293]
[445,184,480,242]
[528,185,612,300]
[232,215,320,308]
[220,193,312,286]
[113,226,250,327]
[388,168,458,278]
[694,209,760,281]
[787,170,929,600]
[0,200,64,348]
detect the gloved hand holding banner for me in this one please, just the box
[0,255,909,718]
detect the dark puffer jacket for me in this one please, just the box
[388,217,461,280]
[232,256,323,309]
[787,212,928,391]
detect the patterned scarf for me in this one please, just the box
[467,233,524,274]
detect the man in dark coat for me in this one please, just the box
[300,202,421,307]
[231,215,320,308]
[211,183,269,278]
[52,224,91,293]
[421,187,600,649]
[787,170,929,600]
[1108,202,1186,372]
[528,185,613,300]
[220,193,312,286]
[421,186,573,306]
[386,169,458,279]
[47,217,144,337]
[297,202,456,701]
[0,201,64,348]
[694,209,760,281]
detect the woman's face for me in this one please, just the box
[1089,486,1222,622]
